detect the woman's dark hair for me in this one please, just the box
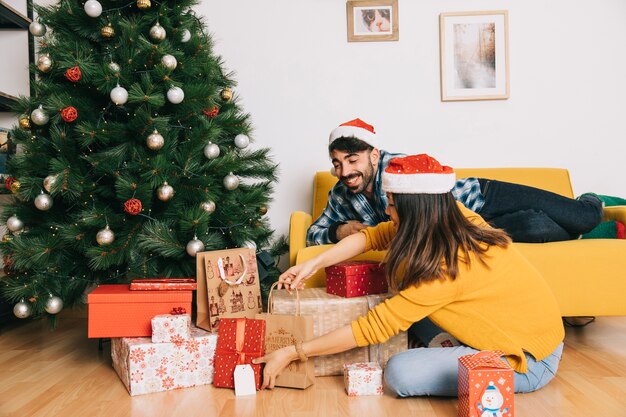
[385,192,511,291]
[329,137,373,154]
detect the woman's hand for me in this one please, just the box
[252,346,297,389]
[277,259,319,291]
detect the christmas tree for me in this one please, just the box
[2,0,280,320]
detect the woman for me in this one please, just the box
[253,154,564,396]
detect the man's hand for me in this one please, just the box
[336,221,367,241]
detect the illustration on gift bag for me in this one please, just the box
[477,382,509,417]
[196,248,263,333]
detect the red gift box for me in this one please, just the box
[458,351,515,417]
[87,284,192,338]
[213,317,266,390]
[130,278,197,291]
[325,260,388,298]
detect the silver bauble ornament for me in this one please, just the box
[13,300,32,319]
[44,295,64,314]
[186,236,204,257]
[37,55,53,73]
[7,215,24,233]
[29,21,47,37]
[31,105,49,126]
[35,192,53,211]
[223,172,239,191]
[161,54,177,70]
[166,86,184,104]
[108,62,121,73]
[146,129,164,150]
[234,134,250,149]
[110,85,128,105]
[200,200,216,214]
[96,225,115,245]
[157,182,175,201]
[203,142,220,159]
[181,29,191,43]
[43,174,58,192]
[241,240,257,249]
[149,23,166,42]
[84,0,103,17]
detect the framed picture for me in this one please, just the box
[346,0,399,42]
[440,10,509,101]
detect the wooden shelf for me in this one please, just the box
[0,0,30,29]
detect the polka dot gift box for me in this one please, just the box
[213,317,266,390]
[458,351,514,417]
[151,314,192,344]
[325,260,388,298]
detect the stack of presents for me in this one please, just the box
[88,248,514,414]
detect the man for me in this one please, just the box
[307,118,606,246]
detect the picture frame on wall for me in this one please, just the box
[439,10,509,101]
[346,0,399,42]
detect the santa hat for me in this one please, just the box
[382,154,456,194]
[328,118,377,148]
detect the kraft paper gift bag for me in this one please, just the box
[196,248,263,333]
[256,283,315,389]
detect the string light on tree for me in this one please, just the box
[234,134,250,149]
[161,54,177,70]
[96,224,115,245]
[186,235,204,256]
[149,22,166,42]
[146,129,164,150]
[13,299,32,319]
[110,84,128,105]
[203,142,220,159]
[223,172,239,191]
[31,105,49,126]
[84,0,102,17]
[166,86,184,104]
[35,191,54,211]
[44,294,64,314]
[157,182,175,201]
[37,55,53,73]
[29,21,47,36]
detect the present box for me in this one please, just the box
[325,260,388,298]
[458,351,515,417]
[151,314,192,344]
[111,327,217,396]
[87,284,192,338]
[213,317,266,391]
[130,278,197,291]
[272,288,407,376]
[343,362,384,396]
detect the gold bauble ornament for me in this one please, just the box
[137,0,151,9]
[101,23,115,38]
[37,55,53,73]
[19,117,30,130]
[259,206,268,216]
[220,88,233,102]
[10,180,21,193]
[2,234,12,242]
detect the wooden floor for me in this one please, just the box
[1,316,625,417]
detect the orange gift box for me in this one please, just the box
[458,351,514,417]
[87,284,192,338]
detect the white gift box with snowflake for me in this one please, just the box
[151,313,191,344]
[343,362,384,396]
[111,327,217,396]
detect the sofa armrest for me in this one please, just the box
[289,211,313,266]
[603,206,626,225]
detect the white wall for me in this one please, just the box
[198,0,626,242]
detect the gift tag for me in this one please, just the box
[234,364,257,396]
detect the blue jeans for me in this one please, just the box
[384,342,564,397]
[477,179,602,243]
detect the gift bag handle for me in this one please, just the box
[267,281,300,316]
[217,254,248,285]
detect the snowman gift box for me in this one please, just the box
[458,351,514,417]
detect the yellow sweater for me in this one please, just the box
[351,204,565,373]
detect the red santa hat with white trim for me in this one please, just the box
[382,154,456,194]
[328,118,377,148]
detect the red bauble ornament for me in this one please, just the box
[203,106,219,119]
[4,177,16,190]
[124,198,142,215]
[64,66,82,83]
[61,106,78,122]
[170,306,186,315]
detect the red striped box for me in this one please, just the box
[88,284,192,338]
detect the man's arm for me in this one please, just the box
[306,188,363,245]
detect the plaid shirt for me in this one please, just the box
[306,152,485,245]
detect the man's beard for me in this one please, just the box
[342,164,374,194]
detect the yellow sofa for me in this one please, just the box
[289,168,626,317]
